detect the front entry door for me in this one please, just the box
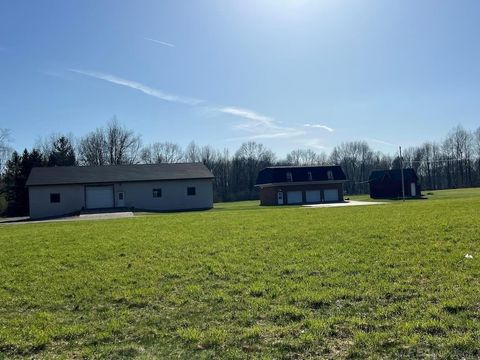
[277,191,284,205]
[410,183,416,197]
[117,192,125,207]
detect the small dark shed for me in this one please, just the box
[369,168,421,199]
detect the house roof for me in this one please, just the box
[369,168,418,184]
[256,165,346,186]
[26,163,214,187]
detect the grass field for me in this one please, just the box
[1,189,480,358]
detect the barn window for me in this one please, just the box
[153,189,162,198]
[187,187,196,196]
[308,171,313,181]
[286,172,293,182]
[327,170,334,180]
[50,193,61,203]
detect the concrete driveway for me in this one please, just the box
[0,216,30,224]
[303,200,386,208]
[0,212,135,226]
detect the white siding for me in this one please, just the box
[29,179,214,219]
[29,184,85,219]
[114,179,213,211]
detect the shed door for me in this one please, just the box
[305,190,321,203]
[410,182,416,197]
[86,185,114,209]
[277,191,284,205]
[324,189,339,202]
[287,191,303,204]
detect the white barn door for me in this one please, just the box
[86,186,114,209]
[305,190,321,203]
[324,189,339,202]
[287,191,303,204]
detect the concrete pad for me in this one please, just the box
[0,216,30,223]
[0,212,134,226]
[303,200,386,208]
[79,212,134,219]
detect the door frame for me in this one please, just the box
[410,182,416,197]
[323,188,339,202]
[277,191,284,205]
[117,191,125,207]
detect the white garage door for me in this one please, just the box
[305,190,321,203]
[86,186,114,209]
[287,191,303,204]
[324,189,339,202]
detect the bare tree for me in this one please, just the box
[77,118,141,166]
[0,129,13,172]
[78,128,108,166]
[212,148,231,201]
[141,142,183,164]
[329,141,374,193]
[200,145,218,168]
[234,142,275,193]
[235,141,275,164]
[285,149,328,166]
[35,133,77,166]
[36,133,76,158]
[475,127,480,182]
[475,127,480,156]
[184,141,201,162]
[106,118,142,165]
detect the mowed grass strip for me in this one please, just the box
[0,189,480,358]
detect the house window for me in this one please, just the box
[327,170,334,180]
[153,188,162,198]
[50,193,60,203]
[286,172,293,182]
[307,171,313,181]
[187,187,196,196]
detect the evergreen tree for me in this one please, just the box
[1,149,44,215]
[47,136,76,166]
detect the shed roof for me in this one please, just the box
[256,165,346,185]
[369,168,418,184]
[26,163,214,187]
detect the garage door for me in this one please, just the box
[86,186,114,209]
[287,191,303,204]
[324,189,339,202]
[305,190,321,203]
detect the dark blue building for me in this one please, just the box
[369,168,421,199]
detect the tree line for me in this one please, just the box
[1,118,479,215]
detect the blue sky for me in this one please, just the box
[1,0,480,156]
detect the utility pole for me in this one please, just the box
[399,146,405,202]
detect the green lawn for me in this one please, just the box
[1,189,480,358]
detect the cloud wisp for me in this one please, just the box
[219,106,307,141]
[144,37,175,48]
[69,69,202,105]
[304,123,334,132]
[366,138,397,147]
[69,69,329,149]
[218,107,274,127]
